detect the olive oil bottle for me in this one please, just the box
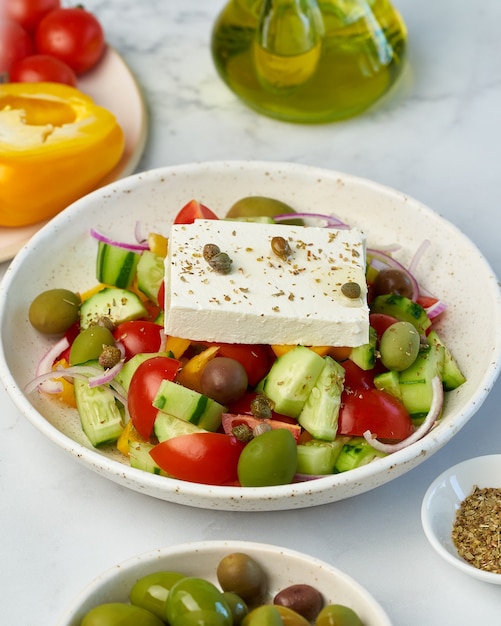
[211,0,407,123]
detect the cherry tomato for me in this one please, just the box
[0,19,33,75]
[198,342,270,387]
[128,356,181,439]
[150,433,245,485]
[35,7,105,74]
[114,320,164,361]
[338,388,413,441]
[416,295,439,309]
[341,359,377,390]
[157,281,165,311]
[173,199,219,224]
[221,413,302,443]
[5,0,61,33]
[369,313,398,341]
[10,53,77,85]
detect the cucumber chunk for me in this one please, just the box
[154,412,207,443]
[349,326,377,371]
[80,287,147,330]
[136,250,164,305]
[96,241,141,289]
[128,440,167,475]
[296,437,349,475]
[260,346,325,418]
[371,294,431,334]
[427,330,466,391]
[298,356,345,440]
[74,376,124,447]
[373,370,402,400]
[152,379,226,431]
[334,437,386,473]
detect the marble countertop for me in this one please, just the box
[1,0,501,623]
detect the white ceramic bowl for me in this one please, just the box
[421,455,501,584]
[1,161,500,511]
[56,540,392,626]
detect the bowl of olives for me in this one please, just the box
[0,160,500,511]
[56,540,392,625]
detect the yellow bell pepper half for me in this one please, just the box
[0,82,125,227]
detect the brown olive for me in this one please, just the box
[274,583,324,621]
[216,552,267,605]
[200,357,248,405]
[28,288,81,335]
[372,268,414,299]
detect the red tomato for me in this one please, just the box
[128,356,181,439]
[338,388,413,441]
[114,321,164,361]
[369,313,398,341]
[35,7,105,74]
[341,359,377,390]
[0,19,33,75]
[198,343,270,387]
[157,281,165,311]
[221,413,302,443]
[150,433,245,485]
[173,200,219,224]
[5,0,61,32]
[416,295,438,309]
[10,53,77,85]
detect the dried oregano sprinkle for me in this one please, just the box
[451,486,501,574]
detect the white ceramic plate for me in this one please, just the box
[56,540,392,626]
[421,455,501,584]
[0,46,148,263]
[1,161,500,511]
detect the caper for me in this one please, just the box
[69,325,116,366]
[98,344,122,369]
[379,320,420,371]
[203,243,221,261]
[207,251,233,274]
[226,196,303,225]
[28,288,81,335]
[341,282,361,299]
[250,394,274,419]
[271,236,292,261]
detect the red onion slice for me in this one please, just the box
[90,227,149,252]
[363,376,444,453]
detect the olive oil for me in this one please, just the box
[211,0,407,123]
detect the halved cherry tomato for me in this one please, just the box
[338,388,413,441]
[128,356,181,439]
[416,295,438,309]
[221,413,302,443]
[173,199,219,224]
[114,320,164,361]
[157,280,165,311]
[197,342,270,387]
[369,313,398,341]
[341,359,377,391]
[150,433,245,485]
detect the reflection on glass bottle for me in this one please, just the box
[211,0,407,123]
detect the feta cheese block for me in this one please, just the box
[164,219,369,346]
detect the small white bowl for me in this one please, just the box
[56,540,392,626]
[421,455,501,584]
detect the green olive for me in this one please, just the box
[222,592,248,625]
[81,602,164,626]
[28,288,80,335]
[379,320,420,371]
[242,605,284,626]
[216,553,267,605]
[315,604,363,626]
[166,576,232,626]
[69,325,115,365]
[129,571,186,620]
[226,196,303,225]
[237,429,298,487]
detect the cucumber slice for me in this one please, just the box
[74,376,124,447]
[152,379,226,431]
[427,330,466,391]
[128,440,167,475]
[136,250,164,305]
[298,356,345,440]
[373,370,402,400]
[296,438,348,475]
[80,287,147,330]
[154,412,207,443]
[349,326,377,370]
[371,294,431,334]
[96,241,141,289]
[261,346,325,418]
[334,437,386,473]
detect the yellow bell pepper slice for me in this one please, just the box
[176,346,220,393]
[0,82,124,227]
